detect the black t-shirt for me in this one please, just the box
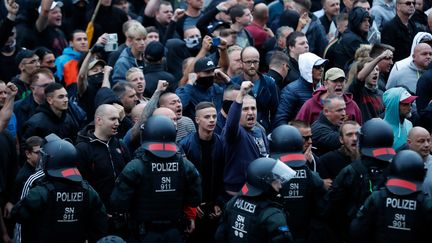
[0,50,19,82]
[36,26,68,57]
[199,138,214,203]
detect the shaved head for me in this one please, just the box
[408,126,431,159]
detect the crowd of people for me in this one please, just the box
[1,0,432,241]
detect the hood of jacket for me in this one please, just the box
[299,52,327,84]
[76,123,96,143]
[373,0,395,8]
[36,102,67,122]
[60,47,81,59]
[383,87,413,149]
[94,87,122,108]
[348,7,372,37]
[393,32,432,68]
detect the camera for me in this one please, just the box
[104,33,118,52]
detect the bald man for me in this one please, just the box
[245,3,274,47]
[387,43,432,93]
[76,104,131,207]
[407,126,432,195]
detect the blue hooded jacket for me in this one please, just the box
[383,87,413,150]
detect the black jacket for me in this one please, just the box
[317,148,352,180]
[311,112,341,156]
[22,103,79,142]
[416,66,432,132]
[143,63,176,97]
[13,95,38,138]
[381,15,418,62]
[75,124,131,209]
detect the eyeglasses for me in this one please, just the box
[23,59,40,65]
[242,60,259,66]
[400,1,415,6]
[302,135,312,141]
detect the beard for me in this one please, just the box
[340,146,360,161]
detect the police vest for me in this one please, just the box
[373,188,427,242]
[132,153,185,224]
[37,179,89,243]
[279,164,313,237]
[226,195,270,243]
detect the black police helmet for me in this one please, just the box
[141,115,178,158]
[42,134,81,182]
[386,150,425,195]
[96,235,126,243]
[269,125,305,167]
[359,118,395,162]
[243,158,295,196]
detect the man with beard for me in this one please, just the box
[179,102,225,243]
[226,45,243,78]
[318,121,360,182]
[231,46,279,131]
[222,81,269,196]
[177,56,223,121]
[311,95,346,156]
[75,104,131,236]
[21,83,79,142]
[159,92,196,142]
[383,87,417,151]
[112,82,139,119]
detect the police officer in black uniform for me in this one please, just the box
[350,150,432,243]
[110,115,202,243]
[11,134,108,243]
[325,118,396,242]
[215,157,296,243]
[269,125,328,243]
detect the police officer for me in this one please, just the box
[325,118,396,242]
[269,125,327,242]
[110,115,202,242]
[11,134,108,243]
[215,157,296,243]
[350,150,432,242]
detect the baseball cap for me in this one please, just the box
[325,68,346,81]
[207,21,231,33]
[15,48,36,64]
[88,59,106,70]
[38,1,63,14]
[313,58,328,67]
[145,41,165,62]
[399,89,417,104]
[194,57,218,73]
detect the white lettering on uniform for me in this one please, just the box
[233,199,256,213]
[56,192,84,202]
[385,198,417,210]
[293,169,307,179]
[151,162,179,172]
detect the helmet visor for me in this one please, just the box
[267,160,296,184]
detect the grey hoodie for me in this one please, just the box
[371,0,396,29]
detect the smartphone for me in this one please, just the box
[104,33,118,52]
[212,37,221,47]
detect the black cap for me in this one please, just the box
[207,21,231,33]
[145,41,165,62]
[16,48,36,64]
[194,57,218,73]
